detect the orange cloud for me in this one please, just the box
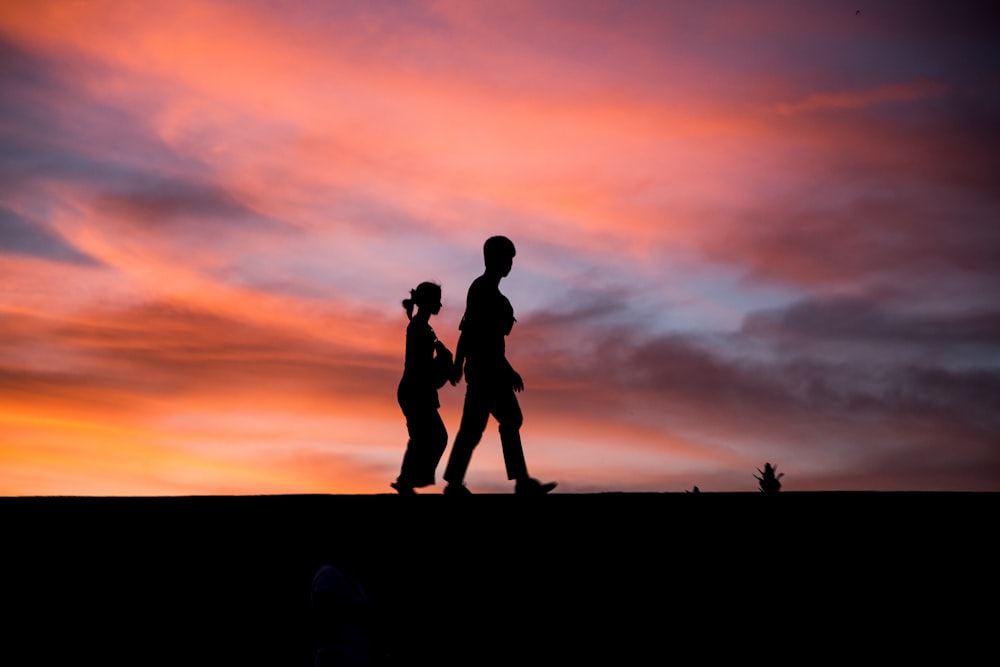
[775,77,950,115]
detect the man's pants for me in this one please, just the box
[443,382,527,483]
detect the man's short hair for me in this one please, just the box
[484,235,516,261]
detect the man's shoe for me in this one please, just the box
[515,478,557,495]
[390,481,416,495]
[443,483,472,496]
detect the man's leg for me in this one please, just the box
[489,387,528,481]
[443,384,490,486]
[491,385,557,494]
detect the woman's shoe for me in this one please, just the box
[443,482,472,496]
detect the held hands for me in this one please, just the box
[433,341,455,390]
[445,358,522,390]
[434,340,453,362]
[449,359,464,386]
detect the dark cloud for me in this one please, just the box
[624,333,999,489]
[743,297,1000,348]
[0,36,281,237]
[94,177,282,233]
[510,288,1000,490]
[524,286,633,328]
[707,61,1000,299]
[0,38,195,189]
[0,206,101,265]
[713,185,1000,301]
[611,302,1000,431]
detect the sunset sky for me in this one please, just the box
[2,1,998,495]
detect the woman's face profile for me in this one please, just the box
[427,292,442,315]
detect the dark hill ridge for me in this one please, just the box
[4,492,996,664]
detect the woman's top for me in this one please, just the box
[398,319,452,409]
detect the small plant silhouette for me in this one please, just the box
[754,462,784,493]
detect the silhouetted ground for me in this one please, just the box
[4,492,996,665]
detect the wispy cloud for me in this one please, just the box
[775,78,949,115]
[0,206,101,265]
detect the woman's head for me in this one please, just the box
[402,281,442,320]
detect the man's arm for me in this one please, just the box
[449,329,466,386]
[450,282,479,385]
[505,357,523,392]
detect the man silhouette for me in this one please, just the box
[442,235,557,495]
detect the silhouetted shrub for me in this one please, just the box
[754,463,784,493]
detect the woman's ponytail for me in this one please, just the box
[402,282,440,321]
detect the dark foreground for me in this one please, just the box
[4,492,997,665]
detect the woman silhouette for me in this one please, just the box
[392,282,453,494]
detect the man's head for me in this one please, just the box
[483,236,515,277]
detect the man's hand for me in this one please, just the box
[511,370,524,392]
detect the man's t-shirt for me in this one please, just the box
[459,275,515,384]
